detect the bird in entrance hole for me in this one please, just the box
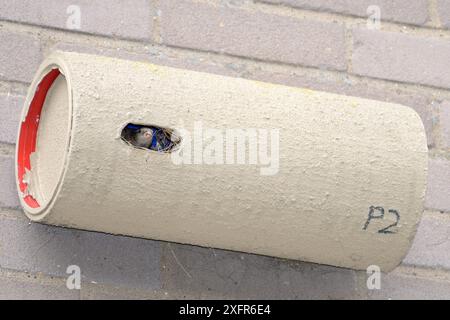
[122,125,179,152]
[133,127,154,148]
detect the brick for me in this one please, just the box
[0,94,24,144]
[80,283,161,300]
[438,101,450,148]
[0,270,79,299]
[425,158,450,212]
[0,155,19,208]
[260,0,428,26]
[160,0,347,70]
[437,0,450,29]
[0,0,153,40]
[366,271,450,299]
[403,212,450,269]
[161,243,361,299]
[0,32,42,83]
[0,216,162,290]
[352,29,450,90]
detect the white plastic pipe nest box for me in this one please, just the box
[15,51,428,272]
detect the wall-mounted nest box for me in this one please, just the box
[16,51,427,272]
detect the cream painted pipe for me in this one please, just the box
[15,51,427,272]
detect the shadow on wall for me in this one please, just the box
[160,242,361,299]
[1,214,365,298]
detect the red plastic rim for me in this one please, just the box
[17,68,61,208]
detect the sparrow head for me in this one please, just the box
[140,127,153,138]
[135,127,154,147]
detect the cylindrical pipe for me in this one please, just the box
[16,51,428,271]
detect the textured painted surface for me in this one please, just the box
[16,51,427,272]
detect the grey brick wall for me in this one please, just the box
[0,0,449,299]
[0,94,23,144]
[259,0,429,26]
[0,0,154,40]
[0,31,42,83]
[160,0,347,70]
[351,28,450,89]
